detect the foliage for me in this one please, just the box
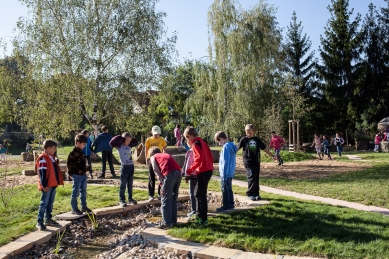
[187,0,283,140]
[317,0,363,130]
[53,230,66,254]
[14,0,176,138]
[86,212,100,231]
[0,165,20,208]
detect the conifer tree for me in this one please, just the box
[284,11,316,97]
[318,0,363,130]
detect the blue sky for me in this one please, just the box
[0,0,387,61]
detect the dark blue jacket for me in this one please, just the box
[82,138,92,156]
[92,132,113,153]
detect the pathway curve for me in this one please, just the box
[210,154,389,216]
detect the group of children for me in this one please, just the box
[311,133,345,160]
[35,123,285,230]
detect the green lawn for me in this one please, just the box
[169,191,389,259]
[0,184,148,246]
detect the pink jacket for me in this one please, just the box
[270,135,286,149]
[174,127,181,139]
[375,134,382,145]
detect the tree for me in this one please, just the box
[358,4,388,129]
[318,0,363,130]
[14,0,176,138]
[283,11,316,97]
[187,0,283,139]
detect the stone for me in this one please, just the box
[16,231,52,246]
[0,241,33,256]
[21,152,34,162]
[381,141,389,153]
[22,170,36,176]
[171,154,186,167]
[194,246,241,259]
[164,241,206,256]
[94,206,124,216]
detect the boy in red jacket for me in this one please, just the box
[36,140,64,230]
[269,131,286,166]
[184,126,214,225]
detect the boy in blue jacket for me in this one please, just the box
[214,131,238,212]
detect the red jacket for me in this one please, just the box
[186,137,214,175]
[36,153,64,191]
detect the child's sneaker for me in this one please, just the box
[148,196,154,202]
[46,219,60,226]
[128,199,137,205]
[36,222,47,230]
[248,196,256,201]
[82,207,92,213]
[187,211,196,217]
[71,208,83,215]
[120,202,127,207]
[216,206,228,212]
[255,195,261,201]
[196,218,208,225]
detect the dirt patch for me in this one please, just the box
[216,157,373,179]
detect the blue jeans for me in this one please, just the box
[189,178,198,212]
[221,177,234,210]
[71,174,87,210]
[161,170,182,225]
[336,145,343,156]
[37,187,57,224]
[120,164,134,202]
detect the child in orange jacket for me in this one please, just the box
[36,140,64,230]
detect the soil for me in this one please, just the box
[3,156,373,187]
[217,157,373,180]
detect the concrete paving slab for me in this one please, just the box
[195,246,242,259]
[177,195,190,202]
[234,252,284,259]
[55,211,87,220]
[0,240,33,256]
[46,220,71,234]
[94,206,124,216]
[16,230,53,246]
[122,203,144,212]
[0,252,9,259]
[164,241,207,256]
[283,256,322,259]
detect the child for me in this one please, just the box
[333,133,345,157]
[116,132,137,207]
[67,134,92,215]
[0,144,6,163]
[36,140,64,230]
[81,130,94,178]
[269,131,286,166]
[145,125,167,201]
[374,132,383,152]
[238,124,275,201]
[92,125,115,178]
[322,135,332,160]
[311,134,323,160]
[214,131,237,212]
[149,147,182,229]
[182,144,196,217]
[26,143,32,153]
[174,124,182,148]
[184,126,214,225]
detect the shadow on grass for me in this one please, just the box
[172,197,389,257]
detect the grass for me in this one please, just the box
[0,184,148,246]
[169,192,389,259]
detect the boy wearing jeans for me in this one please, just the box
[184,126,214,225]
[182,146,197,217]
[36,140,64,230]
[214,131,237,212]
[68,134,92,215]
[238,124,274,201]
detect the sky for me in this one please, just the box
[0,0,387,61]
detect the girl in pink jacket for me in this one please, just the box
[269,131,286,165]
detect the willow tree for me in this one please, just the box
[187,0,282,139]
[14,0,176,138]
